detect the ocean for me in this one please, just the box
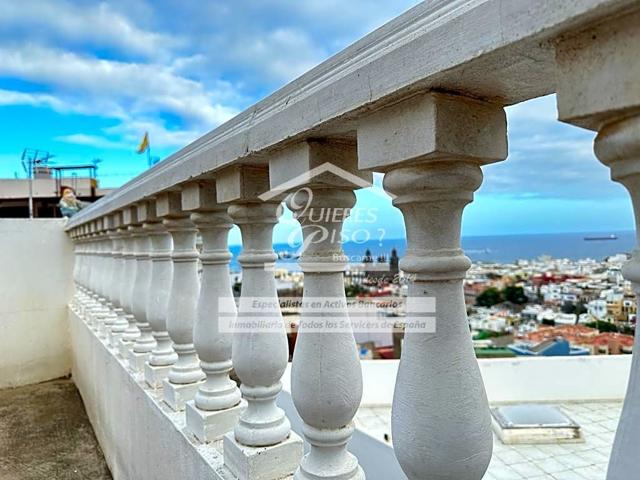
[228,230,637,272]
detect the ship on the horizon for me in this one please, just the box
[584,234,618,241]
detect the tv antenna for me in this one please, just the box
[21,149,55,219]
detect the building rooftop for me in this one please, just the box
[356,401,621,480]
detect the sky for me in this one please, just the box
[0,0,633,244]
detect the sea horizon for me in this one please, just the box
[228,229,636,271]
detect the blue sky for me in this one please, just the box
[0,0,633,243]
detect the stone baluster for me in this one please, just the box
[128,201,158,372]
[74,230,87,313]
[102,213,123,343]
[79,225,93,316]
[269,141,370,480]
[96,217,117,339]
[78,226,87,287]
[555,14,639,479]
[109,219,130,350]
[181,181,244,442]
[86,223,103,328]
[70,230,81,311]
[144,200,178,388]
[86,224,95,292]
[118,207,140,357]
[156,191,204,411]
[217,166,302,480]
[358,92,507,480]
[95,220,106,299]
[74,229,87,314]
[85,227,95,295]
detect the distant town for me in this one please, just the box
[263,249,636,360]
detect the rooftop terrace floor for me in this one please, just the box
[356,401,622,480]
[0,378,112,480]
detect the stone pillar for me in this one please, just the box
[97,215,119,339]
[91,220,105,331]
[72,229,88,313]
[555,13,640,480]
[77,226,91,315]
[127,201,158,371]
[85,224,95,291]
[157,191,204,411]
[118,207,141,357]
[218,166,303,480]
[86,223,103,329]
[109,219,130,350]
[95,221,113,335]
[70,230,79,311]
[144,201,178,389]
[358,92,507,480]
[103,213,124,344]
[182,181,245,442]
[78,227,93,319]
[269,141,371,480]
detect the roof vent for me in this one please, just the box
[491,404,583,444]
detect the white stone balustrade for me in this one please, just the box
[92,221,110,334]
[97,215,119,338]
[128,202,158,372]
[74,229,88,314]
[157,191,204,411]
[270,141,370,480]
[144,199,178,388]
[181,181,245,442]
[217,166,303,480]
[85,226,103,329]
[61,3,640,479]
[119,207,141,357]
[358,92,507,480]
[555,12,639,480]
[108,221,130,350]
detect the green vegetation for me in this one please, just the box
[620,324,635,335]
[503,286,528,305]
[474,347,516,359]
[476,287,503,307]
[476,285,528,307]
[473,330,504,340]
[561,301,587,316]
[345,283,368,298]
[582,320,635,336]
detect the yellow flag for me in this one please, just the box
[136,132,149,154]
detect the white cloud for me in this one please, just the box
[0,0,619,207]
[0,0,181,59]
[229,28,327,83]
[477,95,620,199]
[0,44,239,126]
[506,94,559,121]
[104,119,204,149]
[55,133,127,150]
[0,0,423,156]
[150,0,422,90]
[0,88,65,111]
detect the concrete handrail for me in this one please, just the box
[66,0,636,229]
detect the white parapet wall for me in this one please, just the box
[284,355,633,407]
[69,309,230,480]
[70,306,406,479]
[71,303,633,480]
[0,219,73,388]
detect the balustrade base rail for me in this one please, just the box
[69,308,231,480]
[69,304,410,479]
